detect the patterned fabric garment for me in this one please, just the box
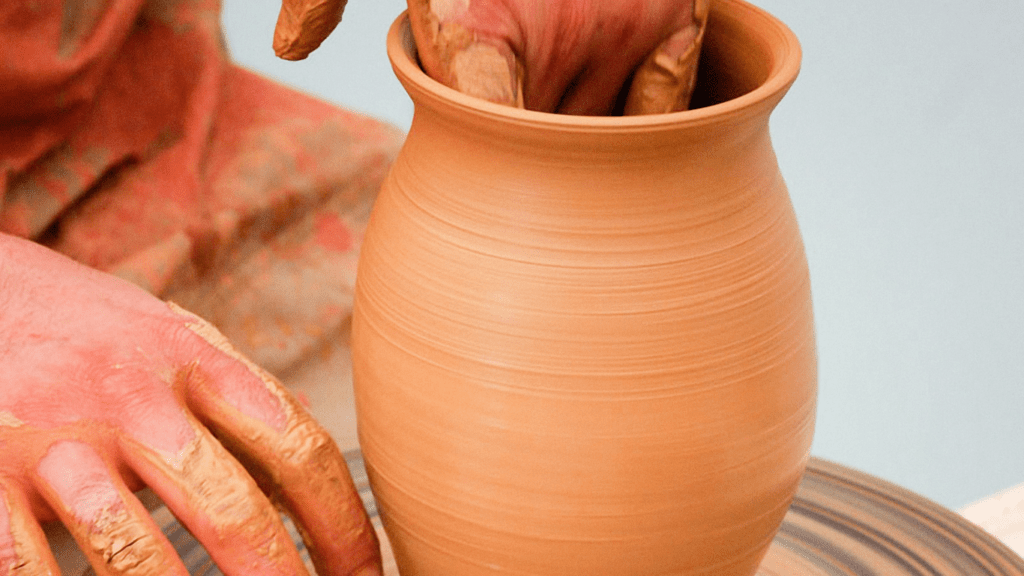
[0,0,403,448]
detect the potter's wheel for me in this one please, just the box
[758,459,1023,575]
[108,455,1024,575]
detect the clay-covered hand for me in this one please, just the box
[406,0,709,114]
[273,0,708,115]
[0,235,380,576]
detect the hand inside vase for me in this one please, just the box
[0,235,379,576]
[275,0,708,114]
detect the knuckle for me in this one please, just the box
[87,513,165,576]
[280,417,338,473]
[214,492,278,543]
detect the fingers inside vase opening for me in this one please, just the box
[551,55,645,116]
[405,0,710,114]
[34,441,186,576]
[623,18,707,115]
[408,1,524,109]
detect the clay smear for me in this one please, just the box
[430,0,469,22]
[0,412,23,428]
[624,0,709,114]
[273,0,348,60]
[185,345,373,574]
[0,486,16,575]
[451,43,523,106]
[1,484,59,576]
[168,303,375,574]
[137,427,308,574]
[169,302,350,497]
[82,508,165,575]
[37,442,168,576]
[409,0,524,107]
[37,442,123,526]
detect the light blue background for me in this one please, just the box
[221,0,1024,510]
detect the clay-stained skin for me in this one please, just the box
[408,0,525,108]
[0,413,23,428]
[37,442,123,526]
[82,510,164,575]
[172,302,377,574]
[133,426,308,574]
[0,482,59,576]
[624,0,709,114]
[170,302,288,433]
[0,486,18,575]
[172,301,353,512]
[37,442,168,576]
[431,0,469,21]
[449,39,524,106]
[268,404,373,572]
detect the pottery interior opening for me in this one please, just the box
[395,0,788,117]
[687,4,776,110]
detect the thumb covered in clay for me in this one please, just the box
[407,0,708,115]
[274,0,349,60]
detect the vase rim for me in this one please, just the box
[386,0,802,132]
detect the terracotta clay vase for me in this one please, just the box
[352,1,815,573]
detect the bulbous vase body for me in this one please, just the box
[353,1,815,573]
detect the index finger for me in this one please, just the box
[274,0,349,60]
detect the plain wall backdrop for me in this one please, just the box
[220,0,1024,510]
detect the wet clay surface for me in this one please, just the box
[352,1,814,574]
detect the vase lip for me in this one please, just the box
[386,0,802,132]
